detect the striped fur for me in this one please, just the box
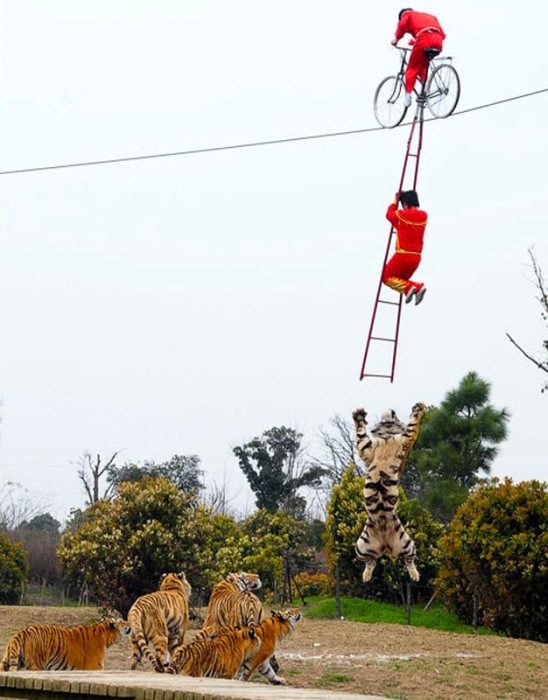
[167,625,260,678]
[202,572,263,634]
[241,608,301,685]
[127,571,191,672]
[1,612,130,671]
[353,403,426,583]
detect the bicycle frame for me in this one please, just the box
[392,46,455,103]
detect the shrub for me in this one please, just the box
[437,478,548,641]
[0,531,27,603]
[293,572,331,597]
[58,477,216,614]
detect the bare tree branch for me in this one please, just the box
[506,249,548,390]
[506,333,548,373]
[310,414,362,486]
[0,482,45,530]
[77,451,120,506]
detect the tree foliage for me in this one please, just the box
[233,426,325,516]
[324,465,443,601]
[402,372,509,521]
[58,477,215,615]
[12,514,61,585]
[437,478,548,642]
[107,454,205,495]
[0,531,27,603]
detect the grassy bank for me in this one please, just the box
[301,596,495,635]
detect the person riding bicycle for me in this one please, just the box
[391,9,446,107]
[382,190,427,305]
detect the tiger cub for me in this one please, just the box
[127,571,191,672]
[241,608,301,685]
[1,610,130,671]
[353,403,427,583]
[167,625,260,678]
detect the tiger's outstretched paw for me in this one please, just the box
[407,565,420,582]
[352,408,367,423]
[362,566,374,583]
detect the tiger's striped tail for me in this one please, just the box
[130,626,164,673]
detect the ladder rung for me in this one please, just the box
[362,373,393,379]
[370,336,396,343]
[378,299,400,306]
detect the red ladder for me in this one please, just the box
[359,103,426,382]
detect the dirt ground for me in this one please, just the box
[0,606,546,700]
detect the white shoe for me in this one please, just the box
[415,287,427,305]
[404,92,412,108]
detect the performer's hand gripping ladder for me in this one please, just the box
[359,99,426,382]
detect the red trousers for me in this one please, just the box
[382,253,422,294]
[405,33,444,93]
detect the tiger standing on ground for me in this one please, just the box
[241,608,301,685]
[202,572,263,633]
[127,571,191,673]
[1,610,130,671]
[353,403,427,583]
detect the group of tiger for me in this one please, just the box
[1,571,301,685]
[2,404,424,681]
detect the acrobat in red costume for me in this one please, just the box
[391,8,446,96]
[382,190,427,305]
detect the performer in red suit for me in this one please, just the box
[391,8,446,106]
[383,190,427,305]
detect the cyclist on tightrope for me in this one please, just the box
[391,8,446,108]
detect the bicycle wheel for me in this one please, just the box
[426,63,460,118]
[373,76,408,128]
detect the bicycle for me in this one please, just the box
[373,46,461,128]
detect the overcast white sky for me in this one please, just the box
[1,0,547,523]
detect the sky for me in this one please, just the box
[1,0,547,523]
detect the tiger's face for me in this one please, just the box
[159,571,192,596]
[370,409,406,438]
[273,608,301,628]
[98,607,132,636]
[227,572,262,591]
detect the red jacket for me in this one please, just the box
[394,11,446,43]
[386,202,427,254]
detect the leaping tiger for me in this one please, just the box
[353,403,427,583]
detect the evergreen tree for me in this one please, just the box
[402,372,509,521]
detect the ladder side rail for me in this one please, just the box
[359,112,423,381]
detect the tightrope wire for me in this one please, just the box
[1,87,546,176]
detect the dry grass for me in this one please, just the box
[0,605,546,699]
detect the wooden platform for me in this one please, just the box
[0,671,391,700]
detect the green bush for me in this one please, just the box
[293,572,331,597]
[437,478,548,641]
[0,531,27,603]
[58,477,216,614]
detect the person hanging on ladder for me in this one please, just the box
[383,190,427,305]
[391,8,446,108]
